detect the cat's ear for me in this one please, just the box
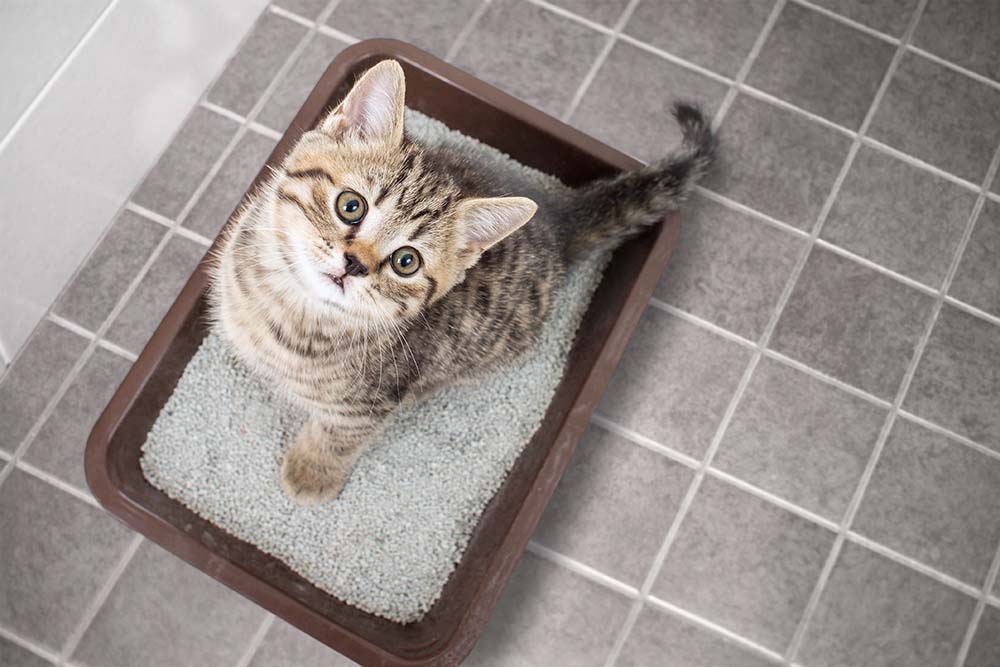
[456,197,537,265]
[319,59,405,147]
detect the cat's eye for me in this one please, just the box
[335,190,367,224]
[390,246,422,276]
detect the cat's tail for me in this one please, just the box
[563,102,715,261]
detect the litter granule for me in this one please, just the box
[141,110,606,623]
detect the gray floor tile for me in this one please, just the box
[868,51,1000,184]
[822,145,976,288]
[53,211,166,332]
[770,247,936,399]
[597,308,751,459]
[653,477,834,650]
[747,3,895,129]
[0,470,133,650]
[966,605,1000,667]
[570,41,730,163]
[132,108,239,219]
[715,357,886,521]
[0,636,52,667]
[618,606,780,667]
[23,349,131,491]
[950,199,1000,318]
[105,236,205,354]
[808,0,917,35]
[207,12,308,116]
[548,0,630,26]
[73,542,265,667]
[257,33,350,132]
[273,0,328,20]
[654,194,805,340]
[914,0,1000,82]
[704,94,853,230]
[798,541,975,667]
[328,0,480,58]
[624,0,774,78]
[452,0,606,118]
[853,418,1000,586]
[184,131,277,238]
[463,552,632,667]
[0,322,88,454]
[532,424,692,585]
[248,620,358,667]
[905,304,1000,453]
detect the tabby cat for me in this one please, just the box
[211,60,714,504]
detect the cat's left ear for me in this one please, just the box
[319,59,405,147]
[456,196,538,266]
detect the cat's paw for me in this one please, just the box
[280,446,347,505]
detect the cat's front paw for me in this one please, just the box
[280,445,348,505]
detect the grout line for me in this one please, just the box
[616,33,734,89]
[172,225,214,248]
[861,136,983,192]
[199,99,249,125]
[704,467,840,532]
[0,625,62,665]
[557,0,643,122]
[944,295,1000,329]
[47,314,139,362]
[199,101,284,142]
[711,0,787,129]
[57,534,143,664]
[267,3,314,28]
[315,23,361,46]
[897,410,1000,465]
[790,0,901,45]
[527,541,641,598]
[692,186,811,239]
[738,84,856,137]
[0,0,121,156]
[124,201,174,228]
[645,596,786,664]
[16,460,98,509]
[0,338,10,369]
[528,0,615,36]
[845,531,982,599]
[956,540,1000,666]
[646,299,757,349]
[233,614,276,667]
[786,93,1000,667]
[812,239,939,296]
[761,349,894,409]
[445,0,492,62]
[590,413,701,469]
[906,45,1000,95]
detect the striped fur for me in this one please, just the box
[210,60,714,504]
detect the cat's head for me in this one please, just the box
[263,59,536,325]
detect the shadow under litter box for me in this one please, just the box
[85,40,681,667]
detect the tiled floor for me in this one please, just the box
[1,0,999,665]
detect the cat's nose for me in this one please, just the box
[344,252,368,277]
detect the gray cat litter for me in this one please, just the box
[141,110,606,623]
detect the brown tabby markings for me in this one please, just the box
[211,60,714,504]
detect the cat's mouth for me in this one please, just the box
[323,272,347,291]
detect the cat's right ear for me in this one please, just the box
[318,60,405,148]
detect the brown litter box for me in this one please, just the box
[85,40,681,666]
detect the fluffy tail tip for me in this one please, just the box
[672,101,716,163]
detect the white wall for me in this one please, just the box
[0,0,270,365]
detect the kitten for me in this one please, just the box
[211,60,714,504]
